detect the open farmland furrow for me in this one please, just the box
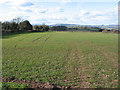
[32,34,47,42]
[9,33,48,48]
[75,44,90,88]
[71,42,90,88]
[62,41,89,88]
[8,34,33,48]
[62,43,75,86]
[44,34,53,42]
[41,33,53,48]
[33,33,53,55]
[19,34,32,42]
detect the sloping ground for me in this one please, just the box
[2,32,118,88]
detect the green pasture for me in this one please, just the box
[2,31,118,88]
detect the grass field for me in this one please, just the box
[2,31,118,88]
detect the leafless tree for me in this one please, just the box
[12,17,23,24]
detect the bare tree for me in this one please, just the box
[12,17,23,24]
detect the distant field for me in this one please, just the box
[2,32,118,88]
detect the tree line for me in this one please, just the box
[33,24,49,32]
[2,20,32,33]
[50,26,68,31]
[1,18,69,34]
[2,19,50,33]
[1,17,103,34]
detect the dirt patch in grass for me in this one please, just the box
[2,76,72,89]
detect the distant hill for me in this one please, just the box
[49,24,79,27]
[35,23,118,29]
[49,24,118,29]
[99,25,118,29]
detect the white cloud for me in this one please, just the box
[61,0,72,4]
[3,0,28,6]
[20,2,34,7]
[0,1,118,25]
[0,0,10,4]
[48,7,64,13]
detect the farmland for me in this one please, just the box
[2,31,118,88]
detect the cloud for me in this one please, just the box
[1,0,28,6]
[59,8,64,12]
[35,9,48,14]
[0,0,11,4]
[0,1,117,25]
[40,11,46,13]
[61,0,72,4]
[56,7,64,12]
[48,7,64,13]
[25,9,33,13]
[20,2,34,7]
[0,7,117,25]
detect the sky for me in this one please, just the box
[0,0,119,25]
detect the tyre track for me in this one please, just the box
[19,34,34,42]
[32,34,47,42]
[63,42,89,88]
[13,34,33,48]
[75,44,90,88]
[44,35,52,42]
[38,33,53,54]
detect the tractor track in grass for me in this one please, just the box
[18,33,37,42]
[44,34,52,42]
[14,33,50,48]
[13,33,47,48]
[19,35,31,42]
[74,43,90,88]
[75,44,90,88]
[32,34,47,42]
[42,33,53,44]
[13,34,33,48]
[38,33,53,54]
[63,41,90,88]
[32,33,52,43]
